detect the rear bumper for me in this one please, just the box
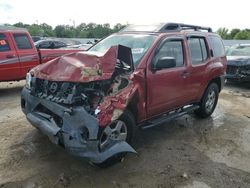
[21,88,136,163]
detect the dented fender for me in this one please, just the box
[97,69,146,127]
[97,81,138,127]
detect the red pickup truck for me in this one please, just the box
[21,23,227,167]
[0,27,81,81]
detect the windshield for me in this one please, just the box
[226,45,250,56]
[88,34,157,65]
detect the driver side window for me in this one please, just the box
[155,39,184,68]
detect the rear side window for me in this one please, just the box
[209,36,225,58]
[0,33,11,52]
[188,37,208,65]
[13,34,32,49]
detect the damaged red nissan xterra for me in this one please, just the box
[21,23,227,166]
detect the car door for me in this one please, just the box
[0,32,21,81]
[12,32,39,78]
[183,36,211,102]
[146,37,189,117]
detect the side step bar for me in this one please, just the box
[140,105,199,130]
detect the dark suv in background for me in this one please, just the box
[34,39,68,49]
[226,44,250,82]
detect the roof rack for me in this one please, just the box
[121,23,212,33]
[159,23,212,32]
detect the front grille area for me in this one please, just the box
[30,78,111,115]
[31,78,81,104]
[227,65,238,75]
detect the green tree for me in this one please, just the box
[86,23,97,30]
[40,23,54,37]
[54,25,66,37]
[64,25,76,38]
[91,24,112,38]
[3,23,12,26]
[75,23,87,37]
[78,31,89,38]
[6,22,129,38]
[234,30,250,40]
[230,28,240,39]
[217,27,229,39]
[86,32,94,38]
[13,22,30,28]
[28,24,44,36]
[76,23,87,31]
[54,25,76,38]
[113,23,126,32]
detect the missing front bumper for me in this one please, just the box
[21,88,136,163]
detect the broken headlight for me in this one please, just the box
[25,73,32,89]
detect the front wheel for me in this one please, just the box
[91,110,136,168]
[195,83,219,118]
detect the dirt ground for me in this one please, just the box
[0,81,250,188]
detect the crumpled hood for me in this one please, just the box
[31,45,132,83]
[227,56,250,66]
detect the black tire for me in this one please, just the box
[91,110,136,168]
[195,83,219,118]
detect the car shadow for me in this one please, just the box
[226,81,250,89]
[0,82,25,97]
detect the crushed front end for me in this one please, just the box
[226,56,250,82]
[21,45,137,163]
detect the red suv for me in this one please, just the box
[21,23,227,166]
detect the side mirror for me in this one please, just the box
[153,57,176,70]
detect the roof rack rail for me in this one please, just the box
[159,23,212,32]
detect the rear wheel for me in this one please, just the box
[195,83,219,118]
[92,110,136,168]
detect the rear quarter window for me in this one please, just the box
[0,33,11,52]
[13,34,33,49]
[188,37,208,65]
[208,36,225,58]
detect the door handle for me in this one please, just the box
[6,54,16,58]
[181,71,190,78]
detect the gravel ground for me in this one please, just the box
[0,81,249,188]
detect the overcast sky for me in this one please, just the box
[0,0,249,31]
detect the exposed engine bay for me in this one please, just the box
[31,73,130,116]
[226,56,250,82]
[28,44,135,117]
